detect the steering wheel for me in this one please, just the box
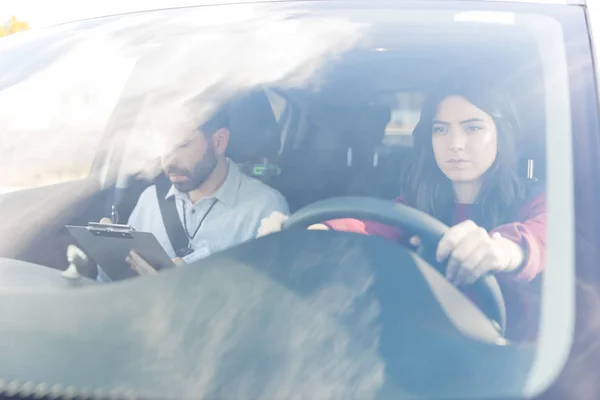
[282,196,506,334]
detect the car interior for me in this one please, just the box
[114,56,546,224]
[0,8,561,399]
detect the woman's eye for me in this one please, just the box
[432,126,447,134]
[465,125,483,133]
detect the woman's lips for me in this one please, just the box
[446,159,471,168]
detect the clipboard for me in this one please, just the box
[66,222,176,281]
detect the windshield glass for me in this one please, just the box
[0,1,585,399]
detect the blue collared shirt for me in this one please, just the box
[97,160,289,282]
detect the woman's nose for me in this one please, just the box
[447,130,467,151]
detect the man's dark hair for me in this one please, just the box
[198,105,230,136]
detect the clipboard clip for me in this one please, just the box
[87,222,135,238]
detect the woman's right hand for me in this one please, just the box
[257,211,329,238]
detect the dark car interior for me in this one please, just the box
[0,8,565,399]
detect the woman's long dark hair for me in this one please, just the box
[402,80,526,230]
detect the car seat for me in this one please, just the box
[273,101,391,212]
[226,88,281,172]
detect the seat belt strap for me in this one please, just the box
[155,175,193,258]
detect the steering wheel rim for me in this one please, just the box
[282,196,506,334]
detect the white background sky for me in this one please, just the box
[0,0,219,28]
[1,0,120,27]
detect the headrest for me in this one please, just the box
[225,89,280,163]
[306,102,391,150]
[347,103,391,148]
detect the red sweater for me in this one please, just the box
[324,193,547,340]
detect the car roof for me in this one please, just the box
[90,0,588,13]
[476,0,584,4]
[136,0,587,6]
[472,0,584,3]
[112,0,586,8]
[39,0,583,29]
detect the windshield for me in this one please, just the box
[0,1,588,399]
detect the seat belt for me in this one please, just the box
[155,175,193,258]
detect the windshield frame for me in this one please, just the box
[64,2,586,396]
[0,1,594,398]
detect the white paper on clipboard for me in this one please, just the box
[66,223,175,281]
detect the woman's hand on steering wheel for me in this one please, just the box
[437,220,525,286]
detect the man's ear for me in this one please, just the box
[211,128,230,155]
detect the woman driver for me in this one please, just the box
[259,81,546,340]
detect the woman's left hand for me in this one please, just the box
[435,220,524,286]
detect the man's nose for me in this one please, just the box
[161,148,178,167]
[447,130,467,151]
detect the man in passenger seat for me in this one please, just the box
[97,104,289,282]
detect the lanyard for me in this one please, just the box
[181,198,218,244]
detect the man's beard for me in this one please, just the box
[166,147,218,193]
